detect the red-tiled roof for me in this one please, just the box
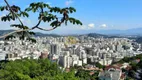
[105,66,121,70]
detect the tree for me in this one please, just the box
[0,58,80,80]
[75,69,91,80]
[130,62,139,71]
[95,62,104,69]
[121,57,131,62]
[0,0,82,42]
[125,76,134,80]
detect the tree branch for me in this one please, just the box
[0,0,42,39]
[0,18,43,39]
[36,26,58,31]
[0,28,33,39]
[32,19,42,29]
[35,21,62,31]
[0,0,69,39]
[4,0,24,26]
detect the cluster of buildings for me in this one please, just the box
[99,63,130,80]
[0,36,142,69]
[0,36,142,80]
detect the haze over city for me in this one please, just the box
[1,0,142,34]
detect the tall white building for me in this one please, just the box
[50,44,61,55]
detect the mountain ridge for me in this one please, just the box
[0,29,141,38]
[0,30,108,38]
[94,28,142,35]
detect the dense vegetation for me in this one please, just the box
[0,59,78,80]
[0,59,99,80]
[75,69,99,80]
[117,54,142,63]
[114,54,142,79]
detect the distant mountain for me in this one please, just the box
[0,30,109,38]
[1,27,142,37]
[0,30,14,36]
[136,37,142,43]
[1,29,140,38]
[95,28,142,36]
[80,33,122,38]
[0,30,60,37]
[34,32,60,37]
[84,33,108,38]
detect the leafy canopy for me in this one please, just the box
[0,59,79,80]
[0,1,82,42]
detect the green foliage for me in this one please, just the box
[25,2,50,12]
[50,21,60,27]
[1,14,15,21]
[114,54,142,79]
[137,60,142,68]
[75,69,90,80]
[4,35,16,40]
[10,24,29,29]
[0,59,79,80]
[69,17,83,25]
[40,13,56,22]
[26,38,36,43]
[116,54,142,64]
[95,62,104,69]
[18,11,29,17]
[75,69,99,80]
[122,57,131,62]
[125,76,134,80]
[0,59,100,80]
[0,1,82,42]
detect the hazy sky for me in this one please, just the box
[0,0,142,34]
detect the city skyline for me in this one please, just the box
[0,0,142,34]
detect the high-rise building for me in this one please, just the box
[50,44,60,55]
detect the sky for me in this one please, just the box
[0,0,142,34]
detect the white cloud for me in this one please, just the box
[75,23,95,30]
[101,24,107,28]
[88,23,95,28]
[77,24,94,30]
[65,0,73,6]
